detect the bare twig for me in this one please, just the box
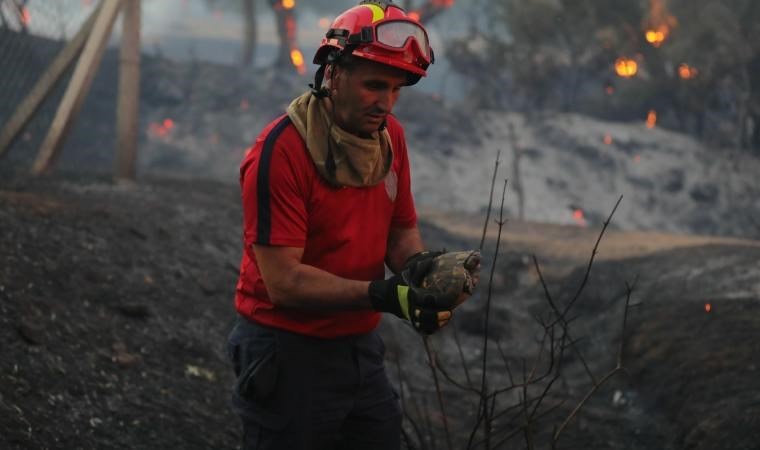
[561,195,623,318]
[521,359,534,450]
[551,277,637,443]
[533,255,597,384]
[479,150,501,251]
[396,354,429,450]
[507,122,525,221]
[491,401,565,450]
[422,336,453,450]
[468,178,509,450]
[434,354,482,395]
[451,324,473,387]
[495,340,515,387]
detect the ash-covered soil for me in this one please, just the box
[0,174,242,449]
[3,173,759,449]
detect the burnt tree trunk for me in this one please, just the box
[241,0,256,67]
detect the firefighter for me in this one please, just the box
[227,2,477,448]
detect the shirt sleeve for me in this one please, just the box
[390,122,418,229]
[241,122,307,248]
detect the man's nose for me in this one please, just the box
[376,91,394,113]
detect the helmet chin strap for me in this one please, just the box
[310,65,330,98]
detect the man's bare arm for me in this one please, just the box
[253,244,371,310]
[385,225,424,274]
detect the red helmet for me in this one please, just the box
[313,1,434,85]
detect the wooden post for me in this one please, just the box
[114,0,141,180]
[31,0,122,176]
[0,1,103,159]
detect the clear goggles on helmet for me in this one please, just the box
[340,19,432,63]
[373,20,432,61]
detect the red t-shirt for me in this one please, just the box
[234,113,417,338]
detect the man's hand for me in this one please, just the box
[368,271,452,335]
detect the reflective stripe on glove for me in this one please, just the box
[368,271,451,335]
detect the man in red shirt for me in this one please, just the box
[227,2,474,448]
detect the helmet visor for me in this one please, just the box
[375,20,431,60]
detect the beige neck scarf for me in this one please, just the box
[286,91,393,188]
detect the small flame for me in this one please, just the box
[572,209,587,227]
[290,49,305,74]
[704,303,711,313]
[646,109,657,129]
[318,17,330,29]
[21,7,31,25]
[644,0,677,47]
[678,63,698,79]
[615,58,638,78]
[282,0,295,9]
[645,28,667,47]
[603,134,613,145]
[408,11,421,21]
[149,118,175,139]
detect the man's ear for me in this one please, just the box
[329,65,345,93]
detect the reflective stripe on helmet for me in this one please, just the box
[361,3,385,23]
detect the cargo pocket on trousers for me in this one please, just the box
[231,344,290,431]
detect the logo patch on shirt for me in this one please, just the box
[384,170,398,202]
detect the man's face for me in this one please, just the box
[330,59,408,138]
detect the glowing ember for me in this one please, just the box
[644,0,677,48]
[318,17,330,29]
[21,7,31,25]
[705,303,711,312]
[290,49,305,74]
[572,209,587,226]
[646,109,657,129]
[678,63,698,79]
[645,28,666,47]
[603,134,613,145]
[408,11,421,21]
[615,58,637,78]
[282,0,295,9]
[148,118,176,139]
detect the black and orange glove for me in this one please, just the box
[368,256,451,335]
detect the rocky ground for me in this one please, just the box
[2,173,759,449]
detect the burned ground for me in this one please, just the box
[3,173,758,449]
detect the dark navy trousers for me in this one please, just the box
[226,317,402,450]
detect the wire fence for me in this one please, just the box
[0,0,100,165]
